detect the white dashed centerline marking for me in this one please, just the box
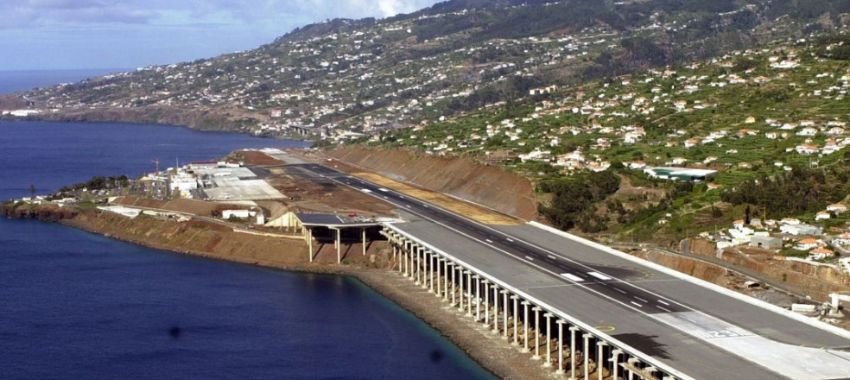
[485,239,493,243]
[630,301,643,308]
[658,306,672,313]
[561,273,584,282]
[548,255,556,260]
[525,256,535,261]
[634,296,649,303]
[658,300,670,306]
[507,238,514,242]
[614,288,628,295]
[587,272,613,281]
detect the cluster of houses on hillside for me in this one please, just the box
[705,203,850,272]
[393,41,850,188]
[22,2,638,143]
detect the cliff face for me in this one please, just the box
[1,202,78,221]
[327,146,538,220]
[28,106,255,132]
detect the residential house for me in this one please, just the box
[795,238,821,251]
[827,204,848,214]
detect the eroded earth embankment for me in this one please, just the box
[326,146,538,220]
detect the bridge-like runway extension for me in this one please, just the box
[295,162,850,380]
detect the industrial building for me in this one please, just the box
[643,167,717,182]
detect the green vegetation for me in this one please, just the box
[23,0,849,138]
[721,165,850,219]
[378,32,850,242]
[538,171,619,232]
[58,176,130,193]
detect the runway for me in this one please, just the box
[293,163,850,379]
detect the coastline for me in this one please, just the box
[43,209,552,379]
[0,116,316,144]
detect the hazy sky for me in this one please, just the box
[1,0,440,71]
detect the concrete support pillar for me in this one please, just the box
[474,276,481,321]
[436,258,443,298]
[583,334,592,380]
[483,281,490,328]
[413,246,425,286]
[511,295,519,346]
[443,261,450,302]
[610,349,622,380]
[429,253,435,293]
[570,326,579,380]
[556,320,565,375]
[419,248,426,288]
[457,269,464,311]
[391,243,397,270]
[401,241,407,275]
[450,263,456,305]
[307,228,313,263]
[502,290,509,339]
[335,228,341,264]
[491,286,499,333]
[522,301,530,353]
[361,228,366,256]
[532,307,541,360]
[465,271,473,317]
[420,248,427,289]
[415,246,420,282]
[408,242,414,280]
[597,341,606,380]
[543,313,552,367]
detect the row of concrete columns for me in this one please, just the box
[303,227,370,264]
[384,228,678,380]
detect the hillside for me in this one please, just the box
[373,33,850,252]
[4,0,849,137]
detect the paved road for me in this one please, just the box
[293,163,850,379]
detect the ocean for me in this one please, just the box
[0,69,125,94]
[0,73,493,379]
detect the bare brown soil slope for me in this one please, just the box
[327,147,538,220]
[66,211,311,268]
[632,250,733,287]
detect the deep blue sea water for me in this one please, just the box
[0,69,125,94]
[0,74,493,379]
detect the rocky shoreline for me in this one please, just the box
[4,205,551,379]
